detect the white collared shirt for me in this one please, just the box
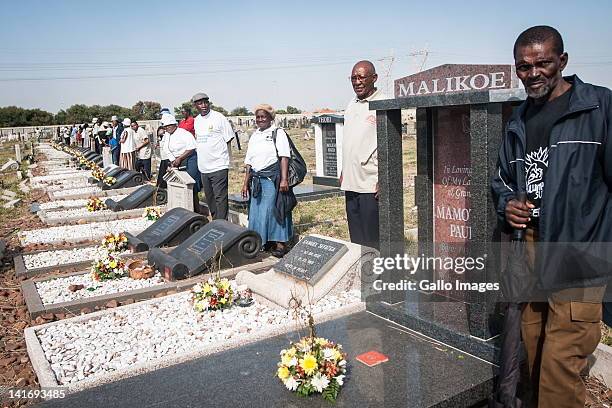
[194,110,234,173]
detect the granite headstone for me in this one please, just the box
[148,220,261,280]
[105,184,167,212]
[124,207,207,252]
[102,170,144,190]
[274,236,347,285]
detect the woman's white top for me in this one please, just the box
[244,126,291,172]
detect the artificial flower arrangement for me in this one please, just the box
[91,250,128,281]
[191,276,235,312]
[91,168,105,181]
[86,196,106,212]
[100,232,128,253]
[103,176,116,186]
[143,206,162,221]
[277,336,347,402]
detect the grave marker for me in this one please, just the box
[15,144,22,163]
[148,220,261,280]
[312,114,344,186]
[368,63,525,358]
[124,207,207,252]
[274,236,347,285]
[163,168,195,211]
[105,185,167,212]
[102,170,145,190]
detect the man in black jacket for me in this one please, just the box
[491,25,610,407]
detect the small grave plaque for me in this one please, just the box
[274,236,348,285]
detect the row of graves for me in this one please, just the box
[11,64,575,407]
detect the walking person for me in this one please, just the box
[492,25,611,408]
[241,104,295,257]
[192,92,234,220]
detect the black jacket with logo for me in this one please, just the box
[491,75,612,291]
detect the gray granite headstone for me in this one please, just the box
[148,220,261,280]
[124,207,207,252]
[274,236,348,285]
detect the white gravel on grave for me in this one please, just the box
[44,180,92,192]
[35,289,361,385]
[31,173,89,183]
[52,186,101,198]
[36,272,165,305]
[44,206,165,220]
[38,196,127,211]
[19,217,153,245]
[23,246,129,270]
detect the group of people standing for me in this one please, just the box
[154,94,295,256]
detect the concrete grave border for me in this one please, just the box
[14,244,161,279]
[22,256,276,318]
[25,293,364,398]
[48,185,141,201]
[38,206,166,226]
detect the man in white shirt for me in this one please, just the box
[131,120,152,179]
[192,92,234,220]
[340,60,387,249]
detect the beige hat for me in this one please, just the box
[253,104,275,119]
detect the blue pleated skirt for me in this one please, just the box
[248,177,293,245]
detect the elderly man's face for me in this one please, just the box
[515,38,568,100]
[194,99,211,116]
[350,64,377,100]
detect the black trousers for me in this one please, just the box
[156,159,169,189]
[136,158,152,180]
[201,169,229,220]
[345,191,379,249]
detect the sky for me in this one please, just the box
[1,0,611,114]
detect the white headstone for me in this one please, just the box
[1,159,19,172]
[15,144,22,163]
[163,168,195,211]
[102,147,112,168]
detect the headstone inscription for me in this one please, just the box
[163,168,195,211]
[124,207,207,252]
[274,236,348,285]
[105,185,168,212]
[148,220,261,280]
[312,114,344,187]
[101,170,144,190]
[369,63,525,354]
[236,234,374,309]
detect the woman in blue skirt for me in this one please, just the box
[241,104,295,257]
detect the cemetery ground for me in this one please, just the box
[0,135,609,407]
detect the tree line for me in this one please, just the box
[1,102,303,127]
